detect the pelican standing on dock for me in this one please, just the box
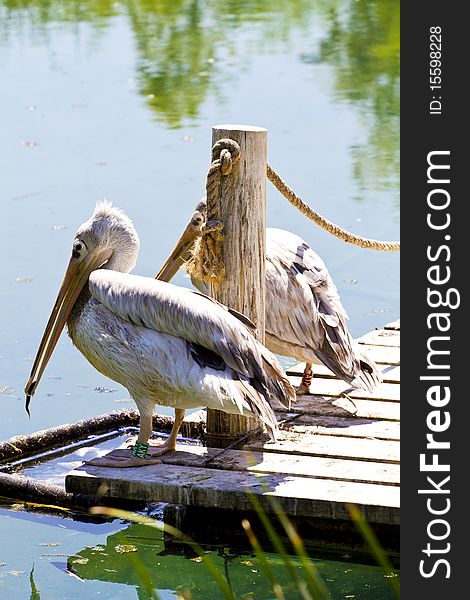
[157,201,381,395]
[25,202,295,468]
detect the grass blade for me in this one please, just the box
[347,503,400,598]
[247,492,316,600]
[90,506,235,600]
[264,494,332,600]
[241,518,285,600]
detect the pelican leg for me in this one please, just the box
[85,411,163,468]
[147,408,186,457]
[296,362,313,395]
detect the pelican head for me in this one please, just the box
[24,201,139,411]
[156,200,206,281]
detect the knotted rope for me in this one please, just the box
[186,138,241,283]
[187,138,399,283]
[267,164,400,251]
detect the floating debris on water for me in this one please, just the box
[114,544,138,554]
[11,191,43,202]
[21,140,40,148]
[70,557,89,564]
[0,386,14,395]
[38,542,61,547]
[52,224,67,230]
[15,277,33,283]
[94,386,118,393]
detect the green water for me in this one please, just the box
[0,0,399,597]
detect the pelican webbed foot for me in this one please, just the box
[84,451,162,468]
[125,436,177,458]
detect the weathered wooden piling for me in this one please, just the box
[205,124,268,448]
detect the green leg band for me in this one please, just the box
[132,441,149,459]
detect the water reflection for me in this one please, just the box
[314,0,400,190]
[1,0,399,183]
[69,521,397,599]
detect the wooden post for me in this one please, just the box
[205,124,268,448]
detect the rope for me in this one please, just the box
[188,139,399,285]
[202,425,262,467]
[267,164,400,251]
[186,138,241,282]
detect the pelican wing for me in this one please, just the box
[265,228,346,346]
[265,229,381,391]
[89,270,294,408]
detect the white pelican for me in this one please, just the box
[157,201,382,395]
[25,202,295,468]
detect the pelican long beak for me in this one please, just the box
[24,247,112,414]
[155,216,203,282]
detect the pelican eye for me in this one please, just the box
[72,240,87,259]
[191,212,204,226]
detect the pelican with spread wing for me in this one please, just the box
[157,201,381,395]
[25,202,295,468]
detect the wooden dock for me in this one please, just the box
[66,320,400,547]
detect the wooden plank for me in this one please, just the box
[278,395,400,421]
[356,344,400,365]
[244,434,400,463]
[110,436,400,485]
[287,376,400,401]
[276,414,401,441]
[152,446,400,486]
[66,463,400,524]
[357,329,401,347]
[379,365,401,383]
[286,362,401,384]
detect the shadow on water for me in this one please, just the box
[58,521,397,599]
[1,495,398,599]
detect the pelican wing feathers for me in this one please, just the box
[265,229,381,392]
[89,270,294,410]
